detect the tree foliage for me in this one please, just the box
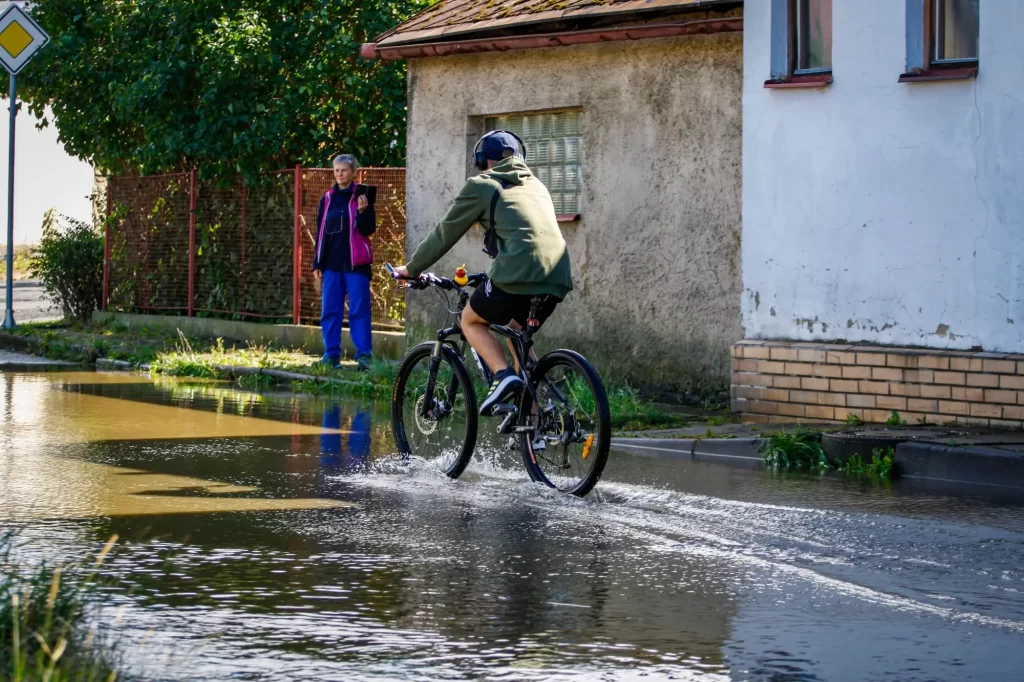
[21,0,432,179]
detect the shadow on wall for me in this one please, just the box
[404,317,731,396]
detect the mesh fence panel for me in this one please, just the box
[107,174,192,313]
[106,167,405,328]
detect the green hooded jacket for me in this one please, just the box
[406,157,573,299]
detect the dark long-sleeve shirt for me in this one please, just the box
[313,184,376,274]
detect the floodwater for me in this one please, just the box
[2,371,1024,681]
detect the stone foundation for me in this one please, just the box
[731,340,1024,428]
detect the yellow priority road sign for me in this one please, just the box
[0,4,48,74]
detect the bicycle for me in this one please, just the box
[384,263,611,497]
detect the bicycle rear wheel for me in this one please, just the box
[392,342,478,478]
[518,350,611,497]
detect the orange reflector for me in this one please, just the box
[582,434,595,459]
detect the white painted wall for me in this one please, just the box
[742,0,1024,352]
[0,105,94,245]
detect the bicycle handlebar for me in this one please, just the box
[383,263,486,291]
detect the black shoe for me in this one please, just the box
[479,368,524,416]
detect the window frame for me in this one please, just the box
[790,0,833,76]
[901,0,979,83]
[765,0,833,88]
[480,108,583,223]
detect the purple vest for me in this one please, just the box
[316,183,373,267]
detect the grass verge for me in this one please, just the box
[1,320,706,430]
[0,533,126,681]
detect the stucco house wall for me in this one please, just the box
[405,33,743,391]
[742,0,1024,353]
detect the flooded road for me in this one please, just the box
[2,371,1024,681]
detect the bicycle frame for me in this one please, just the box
[421,288,540,424]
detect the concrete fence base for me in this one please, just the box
[93,311,407,360]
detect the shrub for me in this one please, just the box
[29,210,103,322]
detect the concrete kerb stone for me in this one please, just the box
[615,421,1024,496]
[95,357,378,392]
[611,435,763,468]
[93,311,407,360]
[0,349,79,372]
[896,441,1024,491]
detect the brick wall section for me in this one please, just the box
[731,341,1024,427]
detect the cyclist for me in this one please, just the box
[392,130,573,416]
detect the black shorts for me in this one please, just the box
[469,281,561,329]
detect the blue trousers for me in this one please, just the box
[321,270,372,360]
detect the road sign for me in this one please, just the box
[0,4,48,75]
[0,3,48,328]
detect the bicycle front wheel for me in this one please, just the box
[392,342,478,478]
[518,350,611,497]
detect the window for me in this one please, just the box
[483,111,581,217]
[792,0,832,74]
[766,0,832,87]
[902,0,979,81]
[932,0,979,64]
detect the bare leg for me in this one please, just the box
[462,304,507,374]
[505,320,538,374]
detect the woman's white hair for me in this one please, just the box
[333,154,359,171]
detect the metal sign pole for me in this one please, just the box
[0,4,50,328]
[2,71,13,329]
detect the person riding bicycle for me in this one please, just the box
[393,130,573,416]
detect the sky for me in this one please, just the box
[0,1,94,246]
[0,103,95,245]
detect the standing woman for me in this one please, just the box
[313,154,376,369]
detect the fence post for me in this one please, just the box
[240,182,247,316]
[102,181,112,310]
[292,164,302,325]
[188,168,197,317]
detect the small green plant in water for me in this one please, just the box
[760,430,831,471]
[842,447,895,478]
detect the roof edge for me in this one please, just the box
[361,16,742,61]
[375,0,739,48]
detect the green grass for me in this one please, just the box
[0,320,719,429]
[842,447,896,478]
[602,384,688,430]
[759,429,831,471]
[0,533,126,681]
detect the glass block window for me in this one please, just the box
[484,111,581,215]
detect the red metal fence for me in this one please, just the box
[103,167,406,329]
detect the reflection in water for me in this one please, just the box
[320,401,372,475]
[2,372,1024,681]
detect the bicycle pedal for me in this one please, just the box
[497,412,517,434]
[490,404,517,415]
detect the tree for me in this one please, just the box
[21,0,432,179]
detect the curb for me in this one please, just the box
[611,436,763,468]
[896,441,1024,491]
[0,361,81,372]
[94,358,382,393]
